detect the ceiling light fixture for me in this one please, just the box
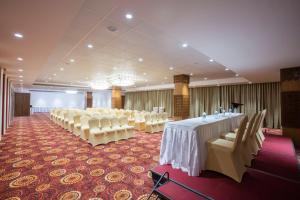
[18,69,23,72]
[138,58,143,62]
[143,72,147,75]
[17,57,23,61]
[108,73,136,87]
[182,43,188,48]
[235,74,239,77]
[204,77,208,80]
[87,44,93,49]
[169,67,174,70]
[248,81,252,84]
[209,59,214,62]
[65,90,78,94]
[113,67,117,70]
[70,59,75,63]
[53,73,56,76]
[225,68,229,71]
[60,67,64,71]
[190,73,193,76]
[19,79,23,82]
[90,81,111,90]
[19,75,23,78]
[125,13,133,19]
[14,32,23,38]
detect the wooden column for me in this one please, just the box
[112,86,122,109]
[281,66,300,148]
[173,74,190,120]
[86,92,93,108]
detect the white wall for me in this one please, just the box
[30,91,85,109]
[93,90,111,108]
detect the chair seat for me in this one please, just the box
[207,138,234,150]
[225,132,236,141]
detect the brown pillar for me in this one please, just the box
[173,74,190,120]
[86,92,93,108]
[112,86,122,109]
[281,66,300,148]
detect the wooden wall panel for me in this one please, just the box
[281,66,300,147]
[86,92,93,108]
[14,93,30,116]
[173,74,190,120]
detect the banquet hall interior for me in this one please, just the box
[0,0,300,200]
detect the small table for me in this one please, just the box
[160,113,244,176]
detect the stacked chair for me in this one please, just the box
[206,109,267,182]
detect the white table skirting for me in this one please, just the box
[159,113,244,176]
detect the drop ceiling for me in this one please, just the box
[1,0,300,91]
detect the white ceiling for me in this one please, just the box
[1,0,300,91]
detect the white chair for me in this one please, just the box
[256,109,266,148]
[119,116,134,137]
[80,115,91,139]
[134,112,146,131]
[205,116,248,182]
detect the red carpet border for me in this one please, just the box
[0,114,162,200]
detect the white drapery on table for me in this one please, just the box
[160,113,244,176]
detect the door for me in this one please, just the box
[14,93,30,116]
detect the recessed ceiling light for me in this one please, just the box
[182,43,188,48]
[113,67,117,70]
[248,81,252,84]
[143,72,147,75]
[138,58,143,62]
[204,77,208,80]
[145,79,148,82]
[190,73,193,76]
[19,75,23,78]
[125,13,133,19]
[209,59,214,62]
[225,68,229,71]
[19,79,23,82]
[60,67,64,71]
[53,73,56,76]
[14,32,23,38]
[48,77,52,80]
[87,44,93,49]
[17,57,23,61]
[235,74,239,77]
[18,69,23,72]
[70,59,75,63]
[169,67,174,70]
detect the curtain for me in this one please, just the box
[190,86,220,116]
[124,89,173,116]
[190,82,281,128]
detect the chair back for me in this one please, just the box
[259,109,267,129]
[80,115,90,127]
[150,113,157,122]
[88,118,99,131]
[250,111,263,137]
[233,116,248,151]
[242,113,259,142]
[111,117,120,128]
[120,116,128,126]
[100,117,111,129]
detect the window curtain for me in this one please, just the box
[189,86,220,116]
[124,89,173,116]
[190,82,281,128]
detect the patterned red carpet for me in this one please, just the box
[0,114,161,200]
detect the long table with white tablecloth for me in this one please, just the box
[159,113,244,176]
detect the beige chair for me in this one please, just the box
[73,115,81,135]
[63,112,70,130]
[156,113,165,132]
[111,117,126,135]
[256,109,266,148]
[88,117,115,146]
[135,112,146,131]
[205,116,248,182]
[119,116,135,136]
[79,115,91,139]
[249,111,264,156]
[68,113,78,132]
[145,113,156,133]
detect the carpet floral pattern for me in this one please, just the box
[0,114,162,200]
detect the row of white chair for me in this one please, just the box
[50,109,135,146]
[205,109,267,182]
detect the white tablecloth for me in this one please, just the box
[159,113,244,176]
